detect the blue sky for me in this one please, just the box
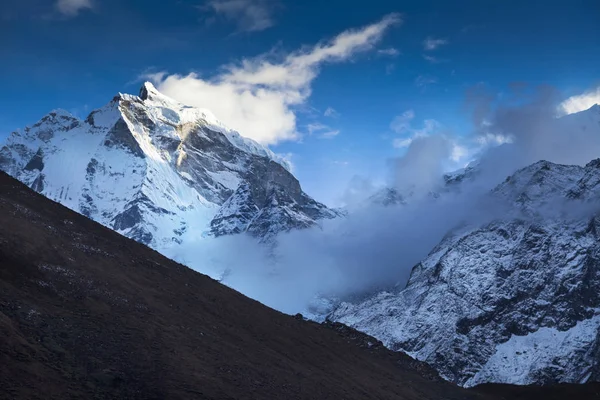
[1,0,599,205]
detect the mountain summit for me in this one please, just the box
[0,83,338,253]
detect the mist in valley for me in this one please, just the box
[169,85,600,316]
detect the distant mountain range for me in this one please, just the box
[331,104,600,387]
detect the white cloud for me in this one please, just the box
[392,137,414,148]
[558,86,600,116]
[423,37,448,51]
[415,119,441,135]
[56,0,92,16]
[324,107,340,118]
[203,0,278,32]
[377,47,400,57]
[390,110,441,148]
[149,13,401,145]
[392,119,440,148]
[320,129,340,139]
[450,143,469,163]
[307,122,328,134]
[307,122,340,139]
[390,109,415,133]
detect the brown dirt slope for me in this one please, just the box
[0,171,598,400]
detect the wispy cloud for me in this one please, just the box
[390,109,415,134]
[324,107,340,118]
[320,129,341,139]
[392,137,414,148]
[558,86,600,116]
[56,0,93,17]
[202,0,279,32]
[423,36,448,51]
[377,47,400,57]
[415,74,437,88]
[147,13,401,145]
[391,112,441,149]
[423,54,447,64]
[307,122,328,134]
[307,122,340,139]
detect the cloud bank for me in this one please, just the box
[148,13,402,145]
[162,83,600,318]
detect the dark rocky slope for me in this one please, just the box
[0,171,598,399]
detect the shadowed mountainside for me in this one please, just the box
[0,171,598,399]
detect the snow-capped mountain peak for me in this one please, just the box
[138,81,164,101]
[0,82,337,257]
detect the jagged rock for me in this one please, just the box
[0,83,338,252]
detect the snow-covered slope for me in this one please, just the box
[0,82,338,254]
[330,157,600,387]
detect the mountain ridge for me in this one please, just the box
[330,156,600,387]
[0,82,339,268]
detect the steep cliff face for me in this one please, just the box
[331,157,600,387]
[0,82,338,253]
[209,160,338,243]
